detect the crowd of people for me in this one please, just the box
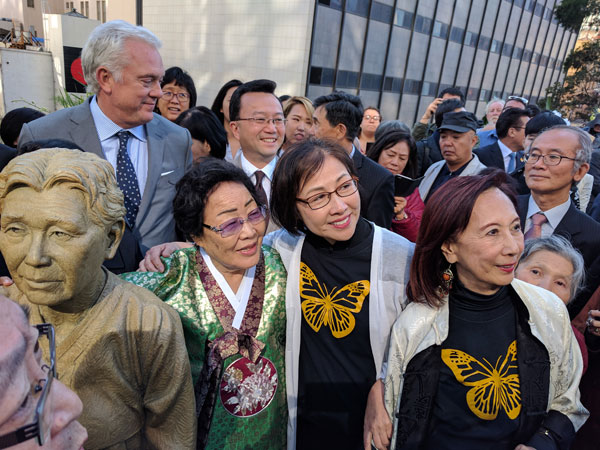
[0,18,599,450]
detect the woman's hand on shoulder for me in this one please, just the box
[364,379,392,450]
[138,241,190,272]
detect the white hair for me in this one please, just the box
[81,20,162,94]
[485,98,505,114]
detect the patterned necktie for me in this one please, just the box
[253,170,268,207]
[116,131,141,228]
[524,212,547,241]
[507,152,516,173]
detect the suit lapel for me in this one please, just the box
[69,100,104,157]
[352,148,364,170]
[136,117,165,223]
[517,195,528,230]
[554,203,582,241]
[515,150,526,171]
[491,143,505,170]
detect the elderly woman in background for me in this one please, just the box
[281,96,314,152]
[515,235,588,373]
[156,66,197,122]
[211,79,243,160]
[175,106,227,161]
[367,131,423,242]
[368,171,587,450]
[123,159,287,449]
[267,138,413,449]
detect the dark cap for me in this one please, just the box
[438,111,478,133]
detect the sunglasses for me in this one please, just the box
[203,206,267,238]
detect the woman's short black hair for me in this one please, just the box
[271,137,357,235]
[17,139,83,156]
[175,106,227,159]
[1,108,45,148]
[210,79,243,125]
[366,130,418,178]
[159,66,197,109]
[173,158,259,240]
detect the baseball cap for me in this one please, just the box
[438,111,478,133]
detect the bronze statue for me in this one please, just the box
[0,149,195,449]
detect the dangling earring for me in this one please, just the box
[442,264,454,292]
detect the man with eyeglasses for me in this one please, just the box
[18,21,193,259]
[0,296,87,449]
[0,149,195,448]
[475,108,530,172]
[517,125,600,317]
[229,79,284,233]
[312,91,394,228]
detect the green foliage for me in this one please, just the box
[553,0,600,32]
[55,89,91,109]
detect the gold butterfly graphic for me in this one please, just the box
[299,262,370,338]
[442,340,521,421]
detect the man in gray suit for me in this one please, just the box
[19,20,192,256]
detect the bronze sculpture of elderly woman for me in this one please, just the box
[0,148,196,449]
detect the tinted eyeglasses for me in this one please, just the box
[0,324,56,449]
[296,178,359,210]
[203,206,267,238]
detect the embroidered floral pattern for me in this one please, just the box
[221,356,278,417]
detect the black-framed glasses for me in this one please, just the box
[296,178,359,210]
[161,91,190,102]
[203,206,267,238]
[0,324,56,449]
[235,117,286,127]
[525,152,579,166]
[507,95,529,105]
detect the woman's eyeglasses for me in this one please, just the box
[203,206,267,238]
[162,91,190,102]
[296,178,359,210]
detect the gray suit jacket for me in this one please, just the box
[19,99,193,253]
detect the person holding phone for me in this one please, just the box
[367,131,423,242]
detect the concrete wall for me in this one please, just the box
[0,47,54,116]
[143,0,315,107]
[107,0,135,24]
[1,0,66,38]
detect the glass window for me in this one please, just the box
[421,81,438,96]
[513,46,523,58]
[450,26,464,43]
[525,0,535,12]
[523,49,532,61]
[27,0,34,7]
[361,73,383,91]
[544,7,553,20]
[532,52,540,63]
[490,39,502,53]
[309,66,335,86]
[479,89,491,102]
[346,0,369,17]
[404,79,422,94]
[514,0,525,7]
[371,2,394,23]
[318,0,343,10]
[337,70,359,88]
[534,3,544,16]
[432,21,449,39]
[415,15,433,34]
[465,31,478,47]
[502,42,514,55]
[384,76,394,91]
[393,77,404,93]
[467,87,480,101]
[394,9,413,28]
[540,55,549,66]
[478,35,491,51]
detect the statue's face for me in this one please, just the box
[0,185,110,307]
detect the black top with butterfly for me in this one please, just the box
[296,217,376,450]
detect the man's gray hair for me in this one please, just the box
[375,120,411,141]
[485,98,504,114]
[539,124,593,171]
[82,20,162,94]
[520,235,585,303]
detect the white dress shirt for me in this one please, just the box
[89,96,148,196]
[239,151,278,204]
[525,196,571,237]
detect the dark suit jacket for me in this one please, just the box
[18,99,192,254]
[518,195,600,318]
[0,143,16,171]
[352,150,394,229]
[475,141,527,172]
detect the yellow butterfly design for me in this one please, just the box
[442,340,521,421]
[299,262,370,339]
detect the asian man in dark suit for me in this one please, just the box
[18,20,192,268]
[475,107,530,172]
[312,91,394,228]
[517,125,600,318]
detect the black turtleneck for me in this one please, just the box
[424,279,521,450]
[296,217,375,450]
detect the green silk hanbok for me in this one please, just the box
[122,245,287,449]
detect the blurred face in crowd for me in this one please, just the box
[361,109,381,135]
[486,101,504,125]
[296,155,360,244]
[439,129,478,171]
[97,39,165,129]
[509,116,530,150]
[442,188,524,295]
[516,250,573,304]
[222,86,238,124]
[504,99,527,110]
[0,185,116,309]
[191,139,211,163]
[0,297,87,449]
[377,140,410,176]
[156,82,191,122]
[525,128,588,200]
[285,103,313,147]
[312,105,343,143]
[230,92,284,168]
[193,182,266,276]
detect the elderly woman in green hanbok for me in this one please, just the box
[122,159,287,449]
